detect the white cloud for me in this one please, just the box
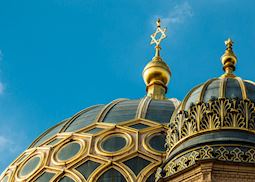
[0,136,11,150]
[0,50,2,62]
[160,2,193,27]
[0,50,4,95]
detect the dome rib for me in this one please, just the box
[28,119,68,148]
[95,98,128,122]
[61,105,103,132]
[198,78,217,102]
[136,96,152,119]
[181,84,203,110]
[219,76,226,97]
[235,76,247,99]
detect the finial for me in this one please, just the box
[150,18,167,57]
[156,18,161,27]
[225,38,233,49]
[221,38,237,78]
[142,19,171,100]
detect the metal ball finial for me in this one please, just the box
[143,19,171,100]
[221,38,237,78]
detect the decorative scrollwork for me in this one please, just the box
[199,145,213,160]
[164,151,199,177]
[215,146,229,161]
[246,149,255,163]
[166,98,255,150]
[162,145,255,180]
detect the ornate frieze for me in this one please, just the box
[166,98,255,151]
[157,145,255,181]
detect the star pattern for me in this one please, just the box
[150,19,167,46]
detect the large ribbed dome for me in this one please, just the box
[0,97,179,182]
[157,39,255,181]
[31,97,179,148]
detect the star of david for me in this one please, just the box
[150,26,167,46]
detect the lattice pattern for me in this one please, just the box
[0,119,167,182]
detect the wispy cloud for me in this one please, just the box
[0,50,2,62]
[0,83,3,94]
[0,113,30,173]
[160,2,193,27]
[0,50,4,95]
[0,136,11,150]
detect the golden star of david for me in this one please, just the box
[150,19,167,46]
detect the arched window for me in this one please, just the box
[97,168,126,182]
[59,176,75,182]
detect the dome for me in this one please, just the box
[0,19,180,182]
[157,39,255,181]
[181,77,255,111]
[0,97,179,182]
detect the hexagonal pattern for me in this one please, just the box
[0,97,179,182]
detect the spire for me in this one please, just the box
[150,18,166,58]
[221,38,237,78]
[142,18,171,100]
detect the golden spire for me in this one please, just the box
[221,38,237,78]
[150,18,167,57]
[142,18,171,100]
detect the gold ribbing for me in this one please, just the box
[198,78,217,102]
[235,77,247,100]
[136,96,152,119]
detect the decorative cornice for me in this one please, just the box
[166,98,255,153]
[156,144,255,181]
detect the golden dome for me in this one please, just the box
[0,97,180,182]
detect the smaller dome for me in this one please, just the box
[164,76,255,158]
[181,77,255,111]
[157,39,255,182]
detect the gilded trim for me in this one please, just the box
[198,78,217,102]
[236,77,247,99]
[61,105,102,132]
[166,98,255,153]
[95,131,133,156]
[181,84,203,110]
[136,96,152,119]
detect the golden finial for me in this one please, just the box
[142,19,171,100]
[225,38,233,49]
[150,18,167,57]
[156,18,161,27]
[221,38,237,78]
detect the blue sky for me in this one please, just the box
[1,0,255,173]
